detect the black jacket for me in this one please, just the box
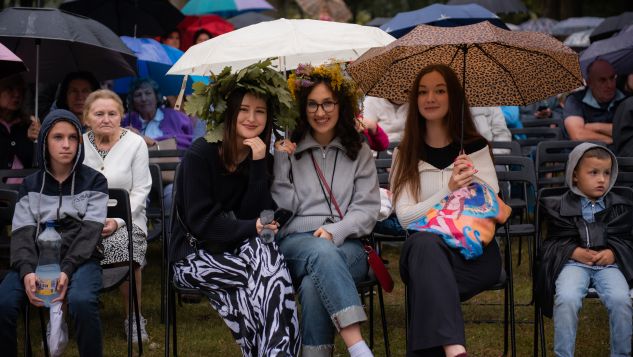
[0,119,35,170]
[535,189,633,317]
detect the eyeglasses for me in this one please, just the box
[307,101,337,113]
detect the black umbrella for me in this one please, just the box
[0,7,136,118]
[60,0,184,37]
[589,12,633,43]
[446,0,528,14]
[228,11,274,29]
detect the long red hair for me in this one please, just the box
[391,64,484,203]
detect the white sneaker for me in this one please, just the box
[124,315,149,343]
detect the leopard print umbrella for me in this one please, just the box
[348,21,584,107]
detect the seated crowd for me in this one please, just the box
[0,56,632,357]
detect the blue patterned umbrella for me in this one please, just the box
[113,36,208,96]
[181,0,274,17]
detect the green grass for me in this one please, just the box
[19,238,614,356]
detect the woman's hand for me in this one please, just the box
[101,218,118,237]
[448,153,477,191]
[274,139,297,155]
[243,137,267,160]
[313,227,333,241]
[143,136,156,148]
[356,116,377,135]
[256,218,279,236]
[27,116,41,141]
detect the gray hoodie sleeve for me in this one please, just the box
[322,145,380,246]
[272,150,299,213]
[10,184,38,280]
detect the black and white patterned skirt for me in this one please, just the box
[101,224,147,266]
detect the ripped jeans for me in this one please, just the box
[278,232,368,356]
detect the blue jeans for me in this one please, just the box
[278,232,368,354]
[554,262,632,357]
[0,260,103,357]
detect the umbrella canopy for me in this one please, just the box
[295,0,352,23]
[0,7,136,83]
[580,25,633,76]
[589,12,633,42]
[181,0,274,17]
[348,21,583,107]
[446,0,528,14]
[167,18,395,76]
[113,36,208,96]
[550,16,603,37]
[178,15,234,51]
[366,17,392,27]
[60,0,184,37]
[563,29,592,50]
[228,11,274,29]
[519,17,558,33]
[380,3,508,38]
[0,42,27,79]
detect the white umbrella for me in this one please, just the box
[167,18,396,76]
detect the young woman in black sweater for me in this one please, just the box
[169,65,300,356]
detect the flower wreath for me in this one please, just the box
[287,62,363,117]
[184,59,297,142]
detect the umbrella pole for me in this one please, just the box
[35,39,40,121]
[460,45,468,153]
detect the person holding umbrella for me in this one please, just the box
[390,64,501,357]
[0,74,39,173]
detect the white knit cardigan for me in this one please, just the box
[392,146,499,229]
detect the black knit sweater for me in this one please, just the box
[169,137,275,263]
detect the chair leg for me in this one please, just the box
[24,303,31,357]
[503,283,509,357]
[404,285,409,350]
[130,270,143,355]
[507,236,517,357]
[369,287,374,350]
[377,287,390,357]
[39,307,50,357]
[172,287,178,357]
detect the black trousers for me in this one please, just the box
[400,232,502,356]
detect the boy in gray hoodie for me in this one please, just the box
[536,143,633,357]
[0,109,108,357]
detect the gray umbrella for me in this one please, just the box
[447,0,528,14]
[589,12,633,42]
[0,7,136,117]
[228,11,274,29]
[550,16,603,37]
[580,25,633,76]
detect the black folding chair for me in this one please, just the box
[616,157,633,187]
[521,118,564,128]
[147,164,167,323]
[510,127,563,156]
[533,186,633,357]
[535,141,606,189]
[107,188,143,356]
[491,141,522,156]
[0,169,39,191]
[494,155,538,274]
[0,189,49,357]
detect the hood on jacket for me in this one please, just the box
[37,109,84,174]
[565,142,618,198]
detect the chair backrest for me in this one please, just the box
[147,163,164,217]
[535,140,606,189]
[107,189,133,228]
[510,127,563,155]
[376,141,398,160]
[0,169,39,191]
[521,118,564,128]
[490,141,521,156]
[616,157,633,187]
[148,149,185,173]
[493,155,537,216]
[375,158,391,189]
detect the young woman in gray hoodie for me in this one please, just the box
[272,63,380,357]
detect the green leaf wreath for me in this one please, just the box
[183,59,297,142]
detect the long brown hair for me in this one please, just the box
[220,88,273,171]
[391,64,483,203]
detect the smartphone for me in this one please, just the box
[274,208,293,228]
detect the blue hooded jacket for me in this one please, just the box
[10,109,108,279]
